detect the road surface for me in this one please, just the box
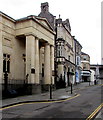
[2,82,103,119]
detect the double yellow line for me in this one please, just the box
[86,103,103,120]
[0,94,80,111]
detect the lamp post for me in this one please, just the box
[50,83,52,99]
[70,80,73,94]
[70,70,75,94]
[22,54,26,83]
[50,76,53,99]
[71,82,73,94]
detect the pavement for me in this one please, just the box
[1,82,96,108]
[94,107,103,120]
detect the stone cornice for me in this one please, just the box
[0,11,15,22]
[16,16,56,35]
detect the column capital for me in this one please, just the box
[45,41,50,46]
[50,45,55,47]
[44,42,54,47]
[35,37,39,40]
[25,33,37,38]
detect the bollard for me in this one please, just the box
[50,84,52,99]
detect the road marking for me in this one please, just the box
[0,94,80,111]
[73,83,103,92]
[86,103,103,120]
[1,84,102,111]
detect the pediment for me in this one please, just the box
[36,17,53,31]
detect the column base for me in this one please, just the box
[26,84,41,94]
[41,84,56,93]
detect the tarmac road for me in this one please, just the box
[2,83,103,120]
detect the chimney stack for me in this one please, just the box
[41,2,49,13]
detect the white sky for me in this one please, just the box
[0,0,102,64]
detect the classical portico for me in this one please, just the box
[15,15,55,93]
[25,34,54,81]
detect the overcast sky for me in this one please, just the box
[0,0,101,64]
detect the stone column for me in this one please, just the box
[39,47,42,77]
[50,45,54,84]
[44,42,51,84]
[35,38,39,84]
[26,34,35,84]
[0,16,3,84]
